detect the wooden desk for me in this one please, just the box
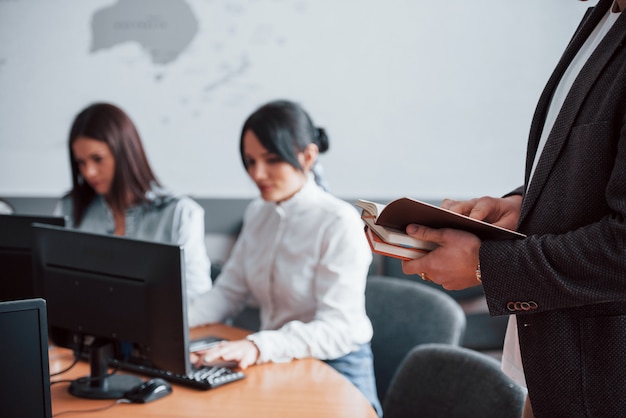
[50,324,377,418]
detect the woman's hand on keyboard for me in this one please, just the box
[192,339,260,370]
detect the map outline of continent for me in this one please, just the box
[90,0,198,65]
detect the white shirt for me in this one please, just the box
[198,176,374,363]
[502,5,621,388]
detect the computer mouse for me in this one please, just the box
[123,377,173,403]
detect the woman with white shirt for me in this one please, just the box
[194,99,381,416]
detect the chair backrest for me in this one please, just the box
[0,198,14,214]
[365,275,466,402]
[383,257,509,352]
[383,343,526,418]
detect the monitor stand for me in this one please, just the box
[69,339,142,399]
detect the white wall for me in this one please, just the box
[0,0,592,201]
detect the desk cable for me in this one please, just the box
[50,341,129,417]
[50,354,79,378]
[50,336,85,377]
[53,399,131,417]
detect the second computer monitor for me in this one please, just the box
[32,224,190,399]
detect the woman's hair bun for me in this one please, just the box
[315,127,329,153]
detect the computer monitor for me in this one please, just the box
[0,214,65,302]
[32,224,191,399]
[0,298,52,418]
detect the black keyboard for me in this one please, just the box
[114,361,246,390]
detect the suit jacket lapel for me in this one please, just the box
[520,1,626,223]
[523,6,596,180]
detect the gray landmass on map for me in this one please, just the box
[90,0,198,65]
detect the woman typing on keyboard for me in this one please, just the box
[192,100,381,417]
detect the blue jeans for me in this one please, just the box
[324,343,382,417]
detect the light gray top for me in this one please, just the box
[57,185,212,327]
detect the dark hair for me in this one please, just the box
[239,100,329,173]
[68,102,159,225]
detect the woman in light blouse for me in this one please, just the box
[194,99,381,416]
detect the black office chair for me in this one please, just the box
[383,343,526,418]
[0,198,15,214]
[383,257,508,353]
[365,275,466,403]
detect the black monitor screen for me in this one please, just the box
[0,214,65,302]
[32,224,190,399]
[0,298,52,418]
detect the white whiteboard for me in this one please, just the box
[0,0,592,200]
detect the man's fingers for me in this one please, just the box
[406,224,446,244]
[442,198,478,216]
[440,198,457,210]
[468,204,490,221]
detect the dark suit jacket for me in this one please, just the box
[480,1,626,416]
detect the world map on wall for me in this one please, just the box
[91,0,198,65]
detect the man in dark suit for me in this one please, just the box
[402,0,626,416]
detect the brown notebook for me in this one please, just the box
[356,198,526,241]
[364,226,430,261]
